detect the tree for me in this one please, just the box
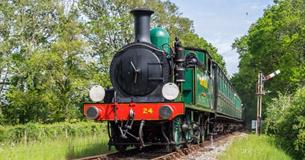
[231,0,305,127]
[0,0,62,123]
[1,1,90,124]
[264,87,305,159]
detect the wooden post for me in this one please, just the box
[256,70,280,135]
[256,91,260,135]
[65,128,68,138]
[256,72,264,135]
[24,130,27,144]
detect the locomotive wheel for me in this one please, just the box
[194,115,205,144]
[193,127,201,144]
[199,116,206,143]
[171,116,183,151]
[199,123,205,143]
[184,113,193,143]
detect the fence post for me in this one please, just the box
[65,128,68,138]
[24,130,27,144]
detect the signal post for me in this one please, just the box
[256,70,280,135]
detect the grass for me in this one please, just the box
[218,134,293,160]
[0,134,110,160]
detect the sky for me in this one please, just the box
[170,0,274,75]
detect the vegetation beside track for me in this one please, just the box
[264,87,305,159]
[0,133,109,160]
[0,122,106,144]
[218,135,292,160]
[0,122,111,160]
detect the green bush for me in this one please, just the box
[265,87,305,159]
[0,122,106,144]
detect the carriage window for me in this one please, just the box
[185,54,198,67]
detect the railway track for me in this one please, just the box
[75,132,242,160]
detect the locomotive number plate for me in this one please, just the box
[143,108,153,114]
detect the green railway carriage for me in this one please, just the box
[179,48,242,120]
[214,62,242,119]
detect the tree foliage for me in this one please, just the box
[0,0,225,124]
[264,87,305,159]
[0,1,90,124]
[231,0,305,127]
[232,0,305,157]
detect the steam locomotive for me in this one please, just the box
[83,9,243,151]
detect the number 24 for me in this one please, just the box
[143,108,153,114]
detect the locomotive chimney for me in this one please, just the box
[130,8,154,43]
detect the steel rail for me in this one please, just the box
[75,132,241,160]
